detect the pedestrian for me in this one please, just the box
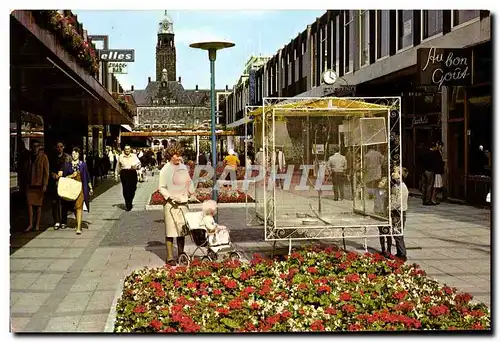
[158,143,195,266]
[276,147,286,189]
[421,142,441,205]
[365,147,385,197]
[431,141,445,204]
[49,141,71,230]
[61,147,93,235]
[17,141,31,204]
[327,147,347,200]
[108,147,115,175]
[223,149,240,187]
[115,145,141,211]
[390,166,409,262]
[198,152,207,165]
[24,140,49,232]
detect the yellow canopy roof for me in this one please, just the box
[246,97,392,120]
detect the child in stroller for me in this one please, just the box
[177,200,240,265]
[200,200,231,253]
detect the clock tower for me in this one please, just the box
[156,11,176,83]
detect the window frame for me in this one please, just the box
[451,10,481,30]
[344,10,355,74]
[375,10,390,61]
[359,10,370,67]
[421,10,444,42]
[396,9,414,52]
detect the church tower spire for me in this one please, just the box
[156,11,176,82]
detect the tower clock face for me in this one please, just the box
[162,22,170,31]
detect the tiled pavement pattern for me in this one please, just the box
[10,174,491,332]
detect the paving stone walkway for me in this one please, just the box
[10,173,491,332]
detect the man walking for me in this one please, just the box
[327,147,347,201]
[115,145,141,211]
[49,141,71,230]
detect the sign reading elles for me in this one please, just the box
[98,49,135,62]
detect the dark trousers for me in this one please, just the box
[52,196,62,224]
[391,210,407,257]
[421,170,435,204]
[61,200,74,225]
[120,169,138,210]
[332,172,344,200]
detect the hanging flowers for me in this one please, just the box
[33,10,100,78]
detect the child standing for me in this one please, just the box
[390,167,409,262]
[200,200,230,252]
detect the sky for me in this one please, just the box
[73,10,325,91]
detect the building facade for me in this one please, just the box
[222,10,491,205]
[129,12,226,156]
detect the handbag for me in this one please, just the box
[58,177,82,201]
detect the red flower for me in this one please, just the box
[317,285,331,294]
[392,290,408,301]
[339,292,352,302]
[342,304,356,313]
[307,266,318,274]
[250,302,260,310]
[160,327,177,332]
[348,323,362,331]
[213,289,222,295]
[217,307,230,316]
[422,296,431,303]
[228,298,244,310]
[266,314,280,326]
[325,307,337,315]
[310,320,325,331]
[133,305,147,314]
[345,274,360,283]
[455,293,473,304]
[243,286,255,294]
[150,319,163,330]
[281,310,292,319]
[472,322,484,330]
[428,304,450,317]
[470,310,485,317]
[156,289,165,297]
[442,286,454,295]
[297,283,308,290]
[187,282,197,289]
[367,274,377,281]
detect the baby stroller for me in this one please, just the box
[175,209,241,266]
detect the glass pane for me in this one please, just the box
[453,10,480,26]
[360,11,370,65]
[423,10,443,38]
[398,10,413,49]
[335,17,340,73]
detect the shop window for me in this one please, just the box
[422,10,443,39]
[344,10,355,73]
[360,10,370,66]
[397,10,413,50]
[453,10,480,27]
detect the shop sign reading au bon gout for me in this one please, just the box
[417,47,472,90]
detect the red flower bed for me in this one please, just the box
[149,188,254,205]
[114,246,491,332]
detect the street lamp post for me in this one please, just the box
[190,41,235,207]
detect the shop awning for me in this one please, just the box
[11,11,134,125]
